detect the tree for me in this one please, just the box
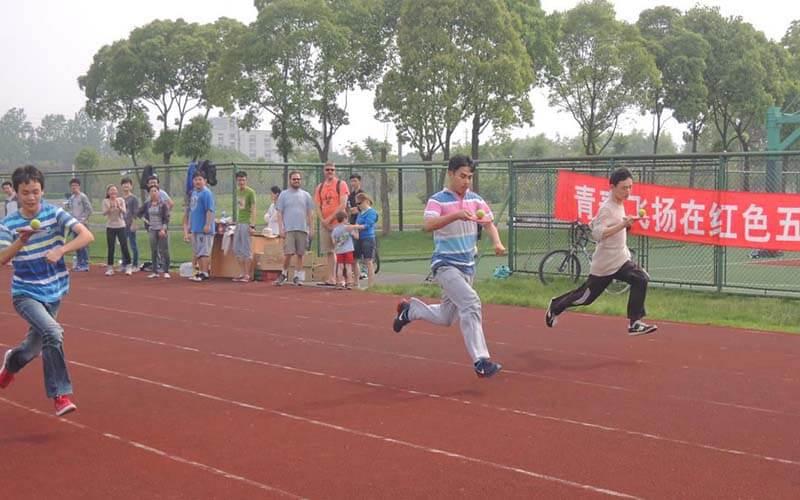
[637,7,709,154]
[212,0,390,163]
[0,108,33,167]
[74,147,100,170]
[375,0,473,197]
[152,129,179,164]
[544,0,658,155]
[176,116,212,161]
[111,108,154,166]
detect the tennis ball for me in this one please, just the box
[475,209,486,219]
[638,208,647,218]
[30,219,41,229]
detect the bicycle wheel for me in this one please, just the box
[373,246,380,274]
[539,250,581,285]
[605,279,630,295]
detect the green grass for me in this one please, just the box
[372,274,800,334]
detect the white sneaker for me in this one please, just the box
[104,267,114,276]
[162,273,171,279]
[125,266,133,276]
[147,273,159,279]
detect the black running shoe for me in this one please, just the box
[393,299,411,333]
[545,298,557,328]
[474,358,502,378]
[628,321,657,336]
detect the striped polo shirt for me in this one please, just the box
[0,202,79,303]
[424,188,493,276]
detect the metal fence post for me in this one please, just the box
[398,167,404,232]
[713,156,726,292]
[508,160,516,270]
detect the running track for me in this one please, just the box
[1,267,799,499]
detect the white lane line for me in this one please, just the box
[65,360,642,499]
[50,305,800,415]
[12,316,797,471]
[3,310,798,417]
[0,397,305,499]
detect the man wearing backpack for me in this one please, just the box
[314,161,349,286]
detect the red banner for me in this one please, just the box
[553,171,800,251]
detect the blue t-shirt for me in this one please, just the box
[331,224,355,254]
[189,187,215,234]
[355,207,378,239]
[0,202,79,303]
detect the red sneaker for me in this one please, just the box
[0,350,14,389]
[54,395,77,416]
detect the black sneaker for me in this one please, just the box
[292,275,302,286]
[545,298,557,328]
[274,273,288,286]
[474,358,502,378]
[393,299,411,333]
[628,321,657,336]
[198,272,210,281]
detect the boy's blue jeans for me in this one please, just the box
[127,229,139,267]
[75,246,89,269]
[8,296,73,398]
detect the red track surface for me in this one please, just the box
[1,267,799,499]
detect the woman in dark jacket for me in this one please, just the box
[138,185,172,278]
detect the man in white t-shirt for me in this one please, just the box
[545,167,657,336]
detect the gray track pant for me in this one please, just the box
[408,266,490,362]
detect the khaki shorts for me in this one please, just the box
[283,231,309,256]
[319,225,334,254]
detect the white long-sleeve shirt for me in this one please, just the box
[589,198,631,276]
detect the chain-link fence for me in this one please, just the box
[7,152,799,296]
[508,152,800,297]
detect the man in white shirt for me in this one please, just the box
[545,167,657,336]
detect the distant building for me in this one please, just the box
[210,117,278,161]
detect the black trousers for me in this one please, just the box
[106,227,131,266]
[550,260,649,322]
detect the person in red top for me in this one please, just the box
[314,161,349,285]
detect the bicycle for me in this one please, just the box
[538,222,631,295]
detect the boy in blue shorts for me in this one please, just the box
[392,155,506,378]
[0,165,94,415]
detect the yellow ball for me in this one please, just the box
[475,209,486,219]
[30,219,41,229]
[638,208,647,217]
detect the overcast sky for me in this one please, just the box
[1,0,798,153]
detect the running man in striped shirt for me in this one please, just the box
[392,155,507,378]
[0,165,94,416]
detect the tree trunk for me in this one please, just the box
[471,113,481,193]
[379,146,391,236]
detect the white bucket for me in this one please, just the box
[179,262,195,278]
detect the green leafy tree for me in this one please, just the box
[462,0,537,165]
[111,108,154,166]
[74,147,100,170]
[0,108,34,167]
[375,0,474,196]
[152,129,179,164]
[213,0,389,163]
[176,116,212,161]
[637,7,709,154]
[544,0,658,155]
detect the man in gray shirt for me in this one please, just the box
[545,167,656,336]
[274,171,315,285]
[68,178,93,271]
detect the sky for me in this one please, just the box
[1,0,799,155]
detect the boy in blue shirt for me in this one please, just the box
[183,171,215,281]
[0,165,94,415]
[354,192,378,288]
